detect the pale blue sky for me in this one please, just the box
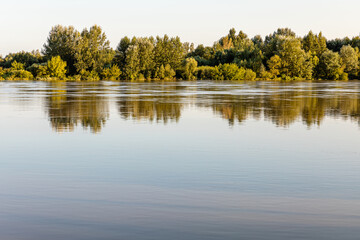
[1,0,359,56]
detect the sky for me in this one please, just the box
[1,0,360,56]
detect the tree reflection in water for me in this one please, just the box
[45,82,109,133]
[117,83,183,124]
[37,81,360,132]
[208,83,360,127]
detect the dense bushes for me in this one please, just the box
[0,61,34,80]
[196,64,256,80]
[1,25,360,81]
[4,70,34,80]
[101,65,122,80]
[197,66,218,80]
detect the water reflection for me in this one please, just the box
[1,81,360,240]
[34,81,360,131]
[117,83,183,123]
[4,81,360,132]
[206,82,360,127]
[44,82,109,133]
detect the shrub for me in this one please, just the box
[80,70,100,81]
[244,69,257,80]
[11,61,25,70]
[181,58,198,80]
[4,69,34,80]
[215,63,245,80]
[46,56,67,78]
[155,64,176,80]
[196,66,218,80]
[101,65,121,80]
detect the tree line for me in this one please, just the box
[0,25,360,81]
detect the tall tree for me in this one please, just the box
[302,31,327,56]
[75,25,114,75]
[43,25,80,74]
[264,34,313,79]
[114,36,131,69]
[182,57,198,80]
[2,51,42,69]
[153,35,185,72]
[340,45,359,77]
[123,44,140,80]
[317,50,346,80]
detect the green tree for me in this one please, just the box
[267,55,281,77]
[46,56,67,78]
[154,64,176,80]
[124,44,140,80]
[189,44,215,66]
[5,70,33,80]
[28,63,48,78]
[11,61,25,70]
[115,37,155,80]
[164,64,176,80]
[136,37,155,79]
[263,28,296,60]
[302,31,327,56]
[269,36,313,79]
[153,35,185,73]
[252,35,264,48]
[43,25,80,74]
[114,36,131,69]
[244,69,257,80]
[4,62,34,80]
[75,25,114,75]
[317,50,347,80]
[101,65,121,80]
[215,63,245,80]
[327,38,351,52]
[340,45,359,77]
[196,66,218,80]
[182,58,198,80]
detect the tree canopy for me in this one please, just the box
[1,25,360,81]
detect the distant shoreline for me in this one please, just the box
[1,26,359,82]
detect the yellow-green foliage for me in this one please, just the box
[101,65,121,80]
[215,64,256,80]
[5,69,34,80]
[182,58,198,80]
[317,50,347,80]
[340,45,359,76]
[26,57,67,80]
[80,70,100,81]
[38,65,49,77]
[267,55,281,77]
[215,64,241,80]
[244,69,257,80]
[196,66,218,80]
[0,67,4,80]
[1,62,34,80]
[2,25,360,82]
[154,64,176,80]
[46,56,67,78]
[11,61,25,70]
[196,65,256,80]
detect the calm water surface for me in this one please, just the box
[0,81,359,240]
